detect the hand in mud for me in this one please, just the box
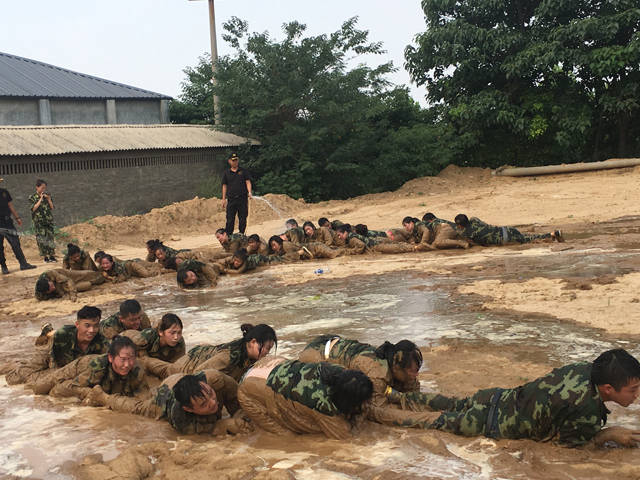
[82,385,108,407]
[212,418,237,436]
[233,411,253,434]
[595,427,640,447]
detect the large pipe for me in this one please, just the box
[493,158,640,177]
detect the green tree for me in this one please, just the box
[405,0,640,166]
[170,54,214,125]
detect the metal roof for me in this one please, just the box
[0,125,259,156]
[0,51,171,99]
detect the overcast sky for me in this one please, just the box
[2,0,428,104]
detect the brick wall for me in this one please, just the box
[0,148,230,226]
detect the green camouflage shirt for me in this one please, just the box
[245,254,281,271]
[50,325,110,368]
[426,217,456,230]
[35,272,62,300]
[154,371,220,434]
[285,227,305,245]
[347,232,375,248]
[28,192,54,225]
[75,353,145,396]
[184,338,251,379]
[459,217,503,246]
[367,230,388,238]
[266,360,345,416]
[136,328,186,363]
[222,233,248,252]
[63,250,97,271]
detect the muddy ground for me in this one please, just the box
[1,165,640,479]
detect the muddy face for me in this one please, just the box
[108,346,136,376]
[159,324,183,347]
[120,312,142,330]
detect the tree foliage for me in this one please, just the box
[405,0,640,166]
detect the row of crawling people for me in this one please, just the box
[5,302,639,447]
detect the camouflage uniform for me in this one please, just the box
[303,242,343,259]
[47,353,147,400]
[143,338,254,382]
[246,239,270,256]
[99,311,152,340]
[342,233,413,255]
[124,327,186,363]
[177,259,218,288]
[390,362,608,446]
[62,250,98,271]
[459,217,551,246]
[50,324,110,368]
[271,240,303,262]
[222,254,282,274]
[222,233,248,253]
[306,227,335,246]
[103,260,155,282]
[367,230,388,238]
[90,369,241,434]
[28,192,55,257]
[284,227,305,245]
[342,233,368,255]
[35,269,105,301]
[387,228,412,243]
[411,219,470,250]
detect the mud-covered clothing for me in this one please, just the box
[48,353,147,400]
[459,217,551,246]
[247,239,270,256]
[221,233,248,253]
[98,369,240,435]
[367,230,388,238]
[304,242,342,259]
[222,254,282,274]
[409,222,432,246]
[50,324,110,368]
[387,228,412,243]
[102,260,154,282]
[99,311,152,340]
[144,338,254,382]
[177,259,218,288]
[271,241,303,262]
[124,327,186,363]
[29,192,55,257]
[35,269,105,301]
[421,219,470,250]
[330,220,344,230]
[63,250,98,271]
[342,233,368,254]
[284,227,305,245]
[370,242,415,254]
[298,335,418,406]
[391,362,607,447]
[306,227,334,246]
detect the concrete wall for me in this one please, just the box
[50,99,107,124]
[0,98,39,125]
[116,100,162,124]
[0,148,229,226]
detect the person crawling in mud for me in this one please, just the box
[99,299,152,340]
[354,223,388,239]
[99,254,155,282]
[402,215,470,250]
[84,368,250,435]
[335,225,414,255]
[386,348,640,447]
[34,269,105,301]
[176,258,218,289]
[124,313,186,363]
[6,305,108,386]
[454,213,563,246]
[217,248,281,274]
[246,233,270,256]
[62,243,98,271]
[34,335,148,399]
[268,235,311,262]
[215,229,248,253]
[142,323,277,382]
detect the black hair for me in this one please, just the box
[177,268,192,288]
[108,335,136,357]
[240,323,277,352]
[35,277,50,293]
[375,340,423,370]
[165,256,178,270]
[119,299,142,317]
[146,239,162,249]
[35,179,47,187]
[336,225,350,234]
[66,243,81,256]
[233,248,248,263]
[321,367,373,423]
[454,214,470,228]
[215,228,227,236]
[592,349,640,390]
[94,250,106,261]
[318,217,330,227]
[402,216,415,225]
[422,212,436,222]
[77,305,102,320]
[302,221,316,232]
[285,218,299,228]
[354,224,368,236]
[100,253,114,264]
[268,235,283,250]
[247,234,261,243]
[159,313,183,332]
[173,375,207,408]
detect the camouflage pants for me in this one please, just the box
[305,242,342,259]
[504,227,551,244]
[35,222,55,256]
[371,242,415,254]
[5,346,51,386]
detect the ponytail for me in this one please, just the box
[375,340,422,370]
[321,366,372,423]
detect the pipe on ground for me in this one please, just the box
[493,158,640,177]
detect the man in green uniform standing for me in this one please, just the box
[386,349,640,447]
[29,179,56,262]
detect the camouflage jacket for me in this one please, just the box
[35,270,75,301]
[222,233,248,253]
[330,220,344,230]
[103,260,130,280]
[245,254,281,271]
[285,227,305,245]
[73,353,145,395]
[247,240,270,256]
[367,230,388,238]
[426,217,457,230]
[411,222,433,245]
[50,325,110,368]
[28,192,54,225]
[185,338,252,381]
[154,371,221,434]
[306,227,334,246]
[267,360,345,416]
[129,328,186,363]
[99,312,152,340]
[459,217,504,246]
[63,250,98,271]
[177,259,217,288]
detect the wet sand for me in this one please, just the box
[1,166,640,479]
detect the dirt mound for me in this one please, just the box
[437,164,493,182]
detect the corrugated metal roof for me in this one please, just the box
[0,51,171,99]
[0,125,259,156]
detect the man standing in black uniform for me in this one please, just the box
[221,153,252,235]
[0,178,36,274]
